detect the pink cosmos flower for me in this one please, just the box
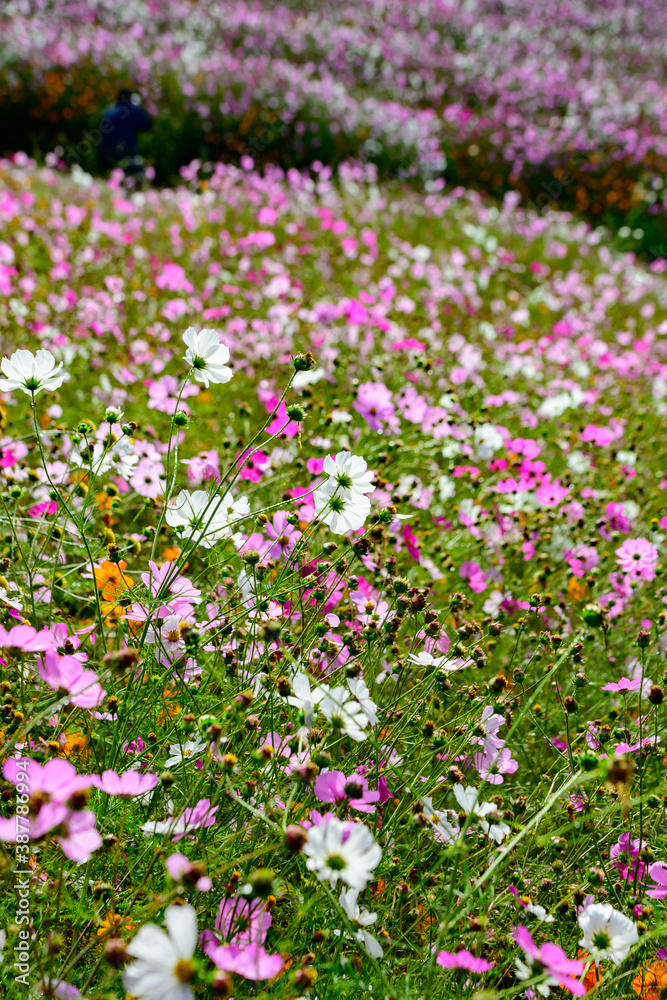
[57,809,102,862]
[314,770,381,813]
[155,261,194,293]
[647,861,667,899]
[92,769,159,798]
[29,500,57,518]
[0,803,68,845]
[460,561,487,593]
[215,897,272,945]
[183,449,220,485]
[3,757,92,803]
[514,925,585,997]
[38,649,106,709]
[473,747,519,785]
[602,676,643,694]
[142,560,188,597]
[610,833,645,882]
[581,424,617,447]
[129,458,166,498]
[603,501,633,536]
[615,538,658,580]
[473,706,506,758]
[0,623,55,652]
[535,477,569,507]
[238,449,270,483]
[205,941,284,981]
[141,797,218,841]
[564,545,599,578]
[0,766,101,862]
[264,510,301,560]
[50,623,91,663]
[165,852,212,891]
[353,381,398,432]
[436,948,494,972]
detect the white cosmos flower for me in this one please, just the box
[408,650,460,672]
[347,677,379,725]
[166,489,250,548]
[71,435,138,479]
[421,796,460,844]
[0,348,70,396]
[313,484,371,534]
[124,903,197,1000]
[286,672,327,730]
[0,586,22,611]
[453,784,510,843]
[578,902,638,966]
[164,737,207,770]
[473,422,504,460]
[182,327,232,387]
[314,452,375,534]
[337,887,384,958]
[320,685,370,741]
[320,452,375,499]
[303,817,381,890]
[523,899,555,923]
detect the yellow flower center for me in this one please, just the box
[174,958,195,983]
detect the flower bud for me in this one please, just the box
[105,937,127,967]
[284,824,308,853]
[286,404,307,422]
[210,970,234,997]
[241,868,276,899]
[649,685,663,705]
[293,352,316,372]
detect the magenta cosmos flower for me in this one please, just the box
[610,832,645,882]
[314,769,381,813]
[215,897,272,945]
[436,948,494,972]
[602,676,643,693]
[615,538,658,580]
[514,925,585,997]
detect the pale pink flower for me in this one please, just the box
[615,538,658,580]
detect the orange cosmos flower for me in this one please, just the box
[94,560,134,617]
[632,962,667,1000]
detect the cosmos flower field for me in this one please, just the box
[0,142,667,998]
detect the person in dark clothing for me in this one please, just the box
[99,89,151,182]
